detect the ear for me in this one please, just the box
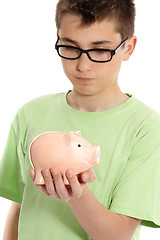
[74,130,81,136]
[123,36,137,61]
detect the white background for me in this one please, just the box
[0,0,160,239]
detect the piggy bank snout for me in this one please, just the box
[95,145,101,164]
[89,145,101,165]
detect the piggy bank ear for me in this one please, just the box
[74,130,81,136]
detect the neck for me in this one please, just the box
[66,87,129,112]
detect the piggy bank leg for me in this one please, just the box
[34,170,45,185]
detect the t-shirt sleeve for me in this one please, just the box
[0,115,26,203]
[110,120,160,228]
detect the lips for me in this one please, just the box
[76,77,93,83]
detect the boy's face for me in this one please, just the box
[58,14,135,97]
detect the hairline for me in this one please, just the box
[56,11,124,41]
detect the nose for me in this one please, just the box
[77,52,92,72]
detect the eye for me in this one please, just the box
[78,144,81,147]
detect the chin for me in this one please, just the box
[73,86,101,97]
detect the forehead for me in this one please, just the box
[58,13,121,45]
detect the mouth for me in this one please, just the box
[76,77,93,83]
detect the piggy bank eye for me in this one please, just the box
[78,144,81,147]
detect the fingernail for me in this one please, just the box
[52,169,58,176]
[84,173,89,180]
[43,170,49,177]
[67,171,73,178]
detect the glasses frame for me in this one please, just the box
[55,36,128,63]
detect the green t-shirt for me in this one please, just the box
[1,91,160,240]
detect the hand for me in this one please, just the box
[30,168,96,202]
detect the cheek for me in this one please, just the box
[95,60,122,87]
[61,59,75,78]
[106,57,123,79]
[95,63,113,81]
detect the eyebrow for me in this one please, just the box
[61,37,113,46]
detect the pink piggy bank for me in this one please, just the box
[29,131,101,185]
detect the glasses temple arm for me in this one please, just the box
[115,38,128,53]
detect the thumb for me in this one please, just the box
[30,169,35,182]
[81,169,96,183]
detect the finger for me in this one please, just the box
[30,169,54,197]
[30,169,35,182]
[41,169,60,200]
[35,184,51,196]
[81,169,96,183]
[51,169,70,202]
[66,170,82,198]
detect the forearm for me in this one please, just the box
[68,186,138,240]
[31,168,140,239]
[3,202,21,240]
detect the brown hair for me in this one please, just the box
[55,0,136,40]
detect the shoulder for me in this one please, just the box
[12,92,65,129]
[17,92,65,116]
[133,97,160,130]
[23,92,65,110]
[130,98,160,147]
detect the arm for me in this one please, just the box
[30,168,141,240]
[3,202,21,240]
[68,186,141,240]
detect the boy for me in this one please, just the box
[1,0,160,239]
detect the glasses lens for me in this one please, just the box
[57,45,112,62]
[89,50,112,62]
[59,46,80,59]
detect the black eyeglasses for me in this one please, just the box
[55,37,128,63]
